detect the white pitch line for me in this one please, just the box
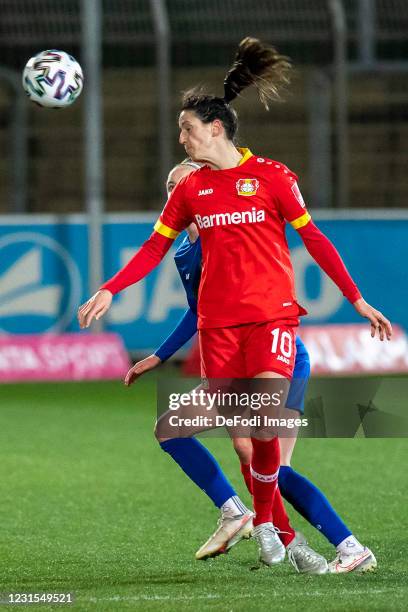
[82,588,401,604]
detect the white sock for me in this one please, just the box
[336,535,365,555]
[221,495,248,518]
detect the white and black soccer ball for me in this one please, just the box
[22,50,83,108]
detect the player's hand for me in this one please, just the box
[353,297,392,341]
[77,289,113,329]
[124,354,162,386]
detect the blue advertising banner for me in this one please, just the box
[0,213,407,351]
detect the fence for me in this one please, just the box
[0,1,407,215]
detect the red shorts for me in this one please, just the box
[199,320,298,379]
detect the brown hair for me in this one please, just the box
[180,37,292,141]
[224,37,291,109]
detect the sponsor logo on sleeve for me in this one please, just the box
[291,182,306,208]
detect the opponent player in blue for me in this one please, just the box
[125,160,377,574]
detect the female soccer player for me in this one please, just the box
[124,159,377,574]
[78,37,391,568]
[127,159,329,574]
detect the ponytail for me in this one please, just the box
[179,38,291,142]
[223,37,291,109]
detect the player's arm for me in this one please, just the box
[78,181,191,329]
[125,308,198,386]
[155,307,198,362]
[296,221,392,339]
[276,171,392,341]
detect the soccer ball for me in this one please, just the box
[22,50,83,108]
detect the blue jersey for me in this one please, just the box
[172,235,201,314]
[155,236,310,412]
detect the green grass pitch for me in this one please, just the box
[0,376,407,611]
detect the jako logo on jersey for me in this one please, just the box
[277,354,290,365]
[195,207,265,229]
[198,188,213,196]
[236,178,259,196]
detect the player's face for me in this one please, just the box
[178,111,213,161]
[166,165,195,196]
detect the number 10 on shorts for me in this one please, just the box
[270,328,293,360]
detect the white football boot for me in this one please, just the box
[252,522,286,566]
[287,532,328,574]
[329,547,377,573]
[195,511,253,560]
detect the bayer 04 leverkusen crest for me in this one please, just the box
[236,178,259,196]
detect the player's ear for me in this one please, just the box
[211,119,224,137]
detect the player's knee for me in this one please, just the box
[279,443,293,466]
[153,422,167,443]
[232,438,252,464]
[279,426,298,465]
[280,457,292,467]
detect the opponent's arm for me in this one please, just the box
[155,307,198,362]
[124,308,198,386]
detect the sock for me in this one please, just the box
[272,489,295,547]
[221,495,249,518]
[278,465,352,546]
[251,437,280,527]
[240,462,253,495]
[336,535,365,555]
[160,438,236,508]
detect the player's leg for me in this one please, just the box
[279,435,376,573]
[243,322,329,573]
[279,347,352,550]
[279,341,376,573]
[176,327,254,559]
[274,436,326,573]
[159,436,242,513]
[279,432,353,547]
[231,437,254,497]
[154,387,252,559]
[232,435,327,573]
[243,321,297,566]
[234,437,296,548]
[158,436,252,559]
[250,422,287,565]
[232,432,296,549]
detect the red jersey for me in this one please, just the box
[101,149,360,321]
[155,149,310,329]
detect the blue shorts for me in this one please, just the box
[286,337,310,415]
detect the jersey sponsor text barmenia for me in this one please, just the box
[195,208,266,229]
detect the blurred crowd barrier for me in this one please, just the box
[0,333,130,382]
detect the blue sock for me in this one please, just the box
[160,438,236,508]
[278,466,352,547]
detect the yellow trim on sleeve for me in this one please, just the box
[237,147,253,166]
[290,212,311,230]
[154,219,180,240]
